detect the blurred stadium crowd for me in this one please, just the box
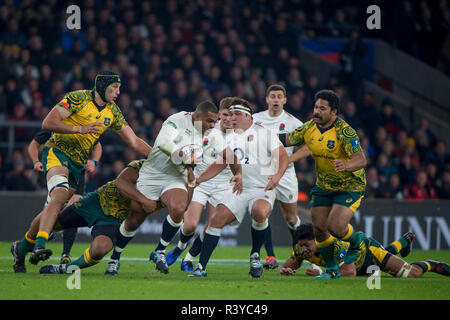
[0,0,449,200]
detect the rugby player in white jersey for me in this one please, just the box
[104,101,219,275]
[252,84,310,269]
[189,97,289,278]
[164,97,243,271]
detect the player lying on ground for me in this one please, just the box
[278,223,449,278]
[13,160,158,274]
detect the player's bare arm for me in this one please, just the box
[289,144,311,163]
[265,145,289,191]
[116,125,152,157]
[333,151,367,172]
[85,142,102,173]
[114,165,157,214]
[279,257,301,276]
[42,106,103,134]
[28,139,43,172]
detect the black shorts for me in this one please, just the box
[74,170,86,195]
[58,205,119,243]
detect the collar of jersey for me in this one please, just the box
[315,117,338,134]
[91,90,107,112]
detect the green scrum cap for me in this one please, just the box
[94,71,121,102]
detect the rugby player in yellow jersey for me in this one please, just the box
[282,89,367,279]
[37,159,159,274]
[13,71,151,268]
[279,223,450,278]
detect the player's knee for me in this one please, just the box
[125,213,144,231]
[251,211,267,224]
[327,224,347,238]
[168,203,186,222]
[183,220,196,235]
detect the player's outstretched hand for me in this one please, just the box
[278,267,296,276]
[333,159,346,172]
[33,161,43,172]
[230,173,242,195]
[80,122,103,134]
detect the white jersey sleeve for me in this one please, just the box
[140,111,203,177]
[253,110,303,168]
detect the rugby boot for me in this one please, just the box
[105,259,120,276]
[39,264,66,274]
[400,231,416,258]
[29,246,52,265]
[249,252,263,278]
[166,246,185,266]
[426,260,450,276]
[181,259,194,272]
[60,253,72,264]
[188,264,207,277]
[150,250,169,274]
[315,268,341,279]
[263,256,279,269]
[11,241,26,273]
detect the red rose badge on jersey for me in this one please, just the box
[248,135,254,142]
[203,138,209,146]
[279,123,285,131]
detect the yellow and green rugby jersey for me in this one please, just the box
[288,118,366,192]
[291,238,365,271]
[96,159,144,221]
[291,238,349,267]
[45,90,128,165]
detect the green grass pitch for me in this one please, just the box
[1,241,449,300]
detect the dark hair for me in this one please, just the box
[229,97,254,114]
[266,84,286,97]
[293,223,315,242]
[219,96,237,110]
[314,89,340,112]
[195,100,218,114]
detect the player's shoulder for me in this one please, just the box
[283,110,303,125]
[335,118,358,139]
[252,110,267,120]
[65,89,92,103]
[294,119,315,132]
[163,111,189,128]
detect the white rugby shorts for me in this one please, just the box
[218,188,276,227]
[136,171,187,201]
[274,168,298,203]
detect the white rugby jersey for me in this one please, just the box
[253,110,303,170]
[227,122,283,189]
[195,123,233,185]
[140,111,204,177]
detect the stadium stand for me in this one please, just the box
[0,0,449,200]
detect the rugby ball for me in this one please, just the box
[173,144,203,164]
